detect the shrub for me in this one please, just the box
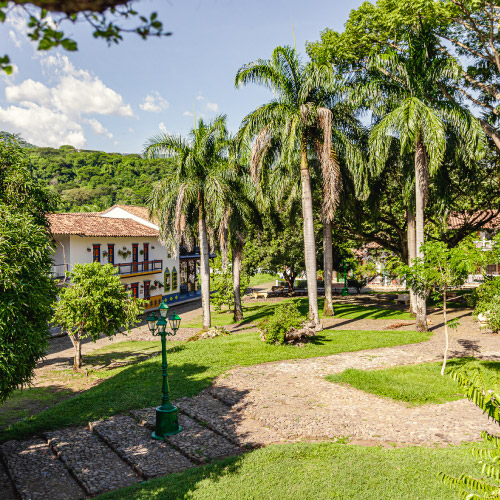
[259,300,305,344]
[469,277,500,332]
[439,362,500,498]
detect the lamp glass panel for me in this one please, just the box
[159,301,169,319]
[157,317,167,334]
[146,313,157,332]
[169,312,181,331]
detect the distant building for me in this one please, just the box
[48,205,202,309]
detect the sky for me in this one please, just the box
[0,0,365,154]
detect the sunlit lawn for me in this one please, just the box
[247,273,278,287]
[97,441,481,500]
[183,296,413,328]
[1,328,428,441]
[326,359,500,405]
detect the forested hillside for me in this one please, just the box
[26,145,168,212]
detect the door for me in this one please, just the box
[130,283,139,298]
[132,244,138,272]
[93,244,101,263]
[144,280,150,300]
[143,243,149,271]
[107,244,114,265]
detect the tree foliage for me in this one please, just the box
[0,0,169,74]
[0,141,57,402]
[440,361,500,499]
[52,262,144,369]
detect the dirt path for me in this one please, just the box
[210,324,500,446]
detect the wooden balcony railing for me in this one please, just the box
[114,259,162,276]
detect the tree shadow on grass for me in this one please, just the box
[0,356,216,442]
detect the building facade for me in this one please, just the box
[49,205,201,309]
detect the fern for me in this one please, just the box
[439,364,500,498]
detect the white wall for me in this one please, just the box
[52,234,179,298]
[101,206,157,229]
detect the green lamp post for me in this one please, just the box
[147,301,182,439]
[341,261,349,296]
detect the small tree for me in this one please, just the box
[348,262,378,293]
[399,239,481,375]
[52,263,145,370]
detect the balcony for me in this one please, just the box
[114,259,163,277]
[51,263,69,279]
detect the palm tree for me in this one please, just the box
[235,46,339,327]
[366,27,484,331]
[144,115,232,330]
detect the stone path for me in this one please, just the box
[1,311,499,498]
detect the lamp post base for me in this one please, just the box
[151,405,182,439]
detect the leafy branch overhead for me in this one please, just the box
[0,0,170,74]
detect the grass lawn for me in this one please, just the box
[97,441,481,500]
[326,359,500,405]
[247,273,278,287]
[183,297,413,328]
[0,329,429,441]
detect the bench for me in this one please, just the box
[396,294,410,304]
[252,291,269,299]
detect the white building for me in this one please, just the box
[48,205,200,309]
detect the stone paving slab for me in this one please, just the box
[91,415,193,478]
[0,438,85,500]
[45,427,140,496]
[0,461,16,500]
[131,408,241,463]
[178,392,284,447]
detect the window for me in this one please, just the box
[164,268,171,291]
[130,283,139,298]
[144,280,151,300]
[143,243,149,271]
[132,244,138,272]
[93,244,101,263]
[172,266,178,290]
[487,264,497,275]
[107,244,115,265]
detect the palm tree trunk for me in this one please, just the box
[323,221,334,316]
[441,285,449,376]
[300,136,320,326]
[232,237,244,322]
[407,208,417,314]
[199,194,211,329]
[415,141,428,332]
[221,226,229,272]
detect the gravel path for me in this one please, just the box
[209,320,500,446]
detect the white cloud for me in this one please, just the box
[0,55,133,147]
[158,122,170,134]
[9,30,22,48]
[206,102,219,113]
[0,104,86,148]
[196,95,205,101]
[114,140,119,147]
[140,91,169,113]
[6,79,51,106]
[87,118,113,139]
[128,127,135,133]
[183,110,193,117]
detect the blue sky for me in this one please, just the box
[0,0,364,153]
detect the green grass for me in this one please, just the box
[1,329,429,441]
[0,386,75,429]
[247,273,278,287]
[183,297,413,328]
[97,441,482,500]
[326,360,500,405]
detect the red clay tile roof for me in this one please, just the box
[100,205,155,223]
[448,210,500,230]
[48,213,159,237]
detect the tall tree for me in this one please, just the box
[365,27,484,330]
[144,115,232,330]
[0,140,57,402]
[235,45,340,327]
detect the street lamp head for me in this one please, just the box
[159,300,169,319]
[157,317,167,334]
[168,312,181,333]
[146,312,157,333]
